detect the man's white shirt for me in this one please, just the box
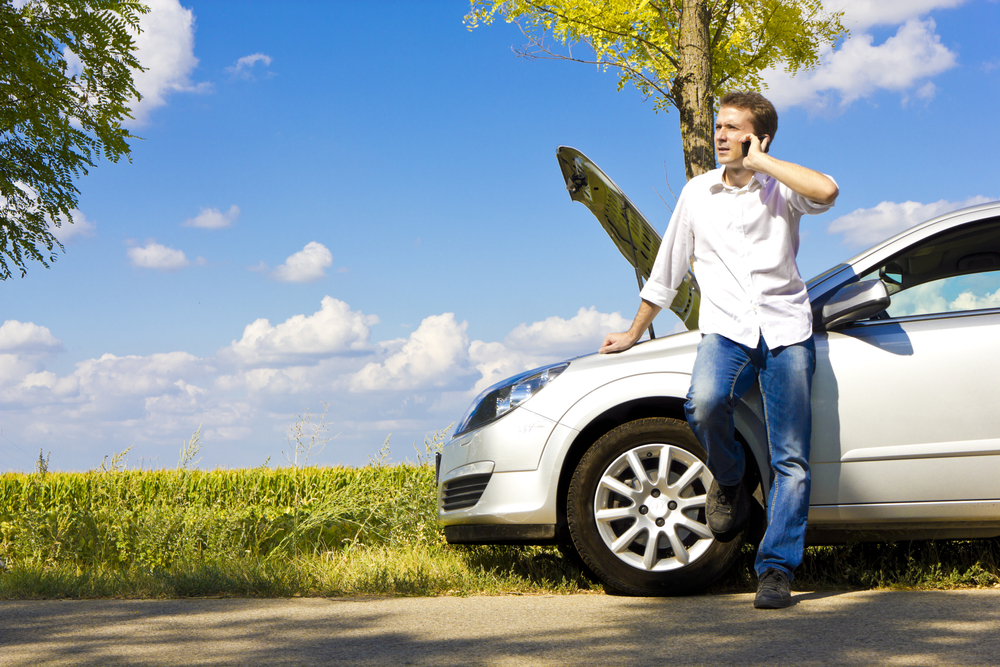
[639,167,837,348]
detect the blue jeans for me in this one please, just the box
[685,333,815,579]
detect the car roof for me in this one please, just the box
[839,200,1000,269]
[806,200,1000,298]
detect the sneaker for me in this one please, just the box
[705,479,749,535]
[754,568,792,609]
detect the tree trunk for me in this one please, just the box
[673,0,715,180]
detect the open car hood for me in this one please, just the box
[556,146,700,331]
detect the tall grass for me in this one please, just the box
[1,426,999,598]
[0,429,592,598]
[1,440,441,570]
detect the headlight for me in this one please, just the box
[454,362,569,436]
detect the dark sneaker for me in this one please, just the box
[754,568,792,609]
[705,479,749,536]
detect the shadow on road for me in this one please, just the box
[3,589,999,666]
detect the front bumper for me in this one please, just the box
[438,404,578,530]
[438,466,561,527]
[443,523,557,544]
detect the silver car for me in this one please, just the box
[437,148,1000,595]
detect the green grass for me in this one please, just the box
[0,545,597,599]
[709,538,1000,593]
[2,432,1000,598]
[0,431,596,599]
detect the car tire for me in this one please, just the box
[567,417,745,596]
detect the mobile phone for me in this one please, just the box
[742,135,768,157]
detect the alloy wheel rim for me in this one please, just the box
[592,443,715,571]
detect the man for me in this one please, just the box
[600,91,838,609]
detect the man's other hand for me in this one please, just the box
[600,331,638,354]
[600,301,660,354]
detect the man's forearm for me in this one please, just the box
[629,299,661,339]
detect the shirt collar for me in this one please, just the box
[710,167,770,194]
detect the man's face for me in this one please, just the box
[715,106,756,166]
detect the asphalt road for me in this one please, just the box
[4,589,1000,666]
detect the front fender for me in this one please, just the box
[556,372,693,432]
[544,371,771,508]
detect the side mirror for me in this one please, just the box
[821,279,890,329]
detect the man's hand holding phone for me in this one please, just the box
[741,134,770,157]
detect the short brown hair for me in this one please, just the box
[719,91,778,142]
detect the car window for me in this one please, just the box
[859,218,1000,319]
[870,272,1000,317]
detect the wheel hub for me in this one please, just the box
[645,495,670,518]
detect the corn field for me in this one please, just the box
[0,462,441,572]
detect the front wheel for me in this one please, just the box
[567,417,745,596]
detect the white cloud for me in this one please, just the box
[143,379,207,416]
[127,240,190,270]
[504,306,632,358]
[467,340,521,395]
[182,205,240,229]
[827,196,995,247]
[223,296,378,367]
[0,321,63,355]
[50,209,96,244]
[466,307,633,393]
[886,281,948,317]
[3,187,94,245]
[886,282,1000,318]
[272,242,333,283]
[73,352,204,399]
[914,81,937,102]
[0,354,40,390]
[2,350,208,421]
[227,53,273,79]
[763,19,957,110]
[950,288,1000,312]
[129,0,208,125]
[203,425,253,441]
[0,299,636,471]
[351,314,470,392]
[827,0,966,30]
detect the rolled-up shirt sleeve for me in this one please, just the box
[783,174,839,215]
[639,200,693,310]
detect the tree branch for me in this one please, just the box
[710,0,736,51]
[640,41,676,96]
[740,4,780,69]
[513,21,674,101]
[648,1,681,69]
[520,0,677,64]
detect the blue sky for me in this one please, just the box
[2,0,997,472]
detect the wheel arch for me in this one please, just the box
[550,374,770,541]
[554,395,687,540]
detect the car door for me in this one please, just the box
[810,217,1000,506]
